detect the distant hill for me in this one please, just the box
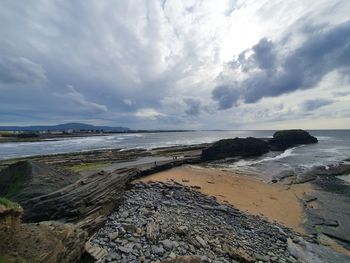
[0,123,130,132]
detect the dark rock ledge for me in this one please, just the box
[201,130,318,161]
[268,129,318,151]
[201,137,269,161]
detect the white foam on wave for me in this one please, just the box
[230,146,300,168]
[260,146,300,162]
[122,133,145,138]
[338,174,350,184]
[230,159,257,167]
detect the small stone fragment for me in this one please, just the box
[146,221,160,242]
[195,236,207,247]
[109,232,118,241]
[161,239,174,250]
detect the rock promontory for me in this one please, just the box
[200,130,318,162]
[201,137,269,161]
[268,129,318,151]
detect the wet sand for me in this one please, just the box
[137,165,311,233]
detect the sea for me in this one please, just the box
[0,130,349,182]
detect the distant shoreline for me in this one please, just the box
[0,129,196,144]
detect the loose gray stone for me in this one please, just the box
[109,232,118,241]
[161,239,174,250]
[146,221,159,242]
[195,235,207,247]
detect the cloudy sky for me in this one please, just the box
[1,0,350,129]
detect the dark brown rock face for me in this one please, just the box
[269,129,318,151]
[0,220,88,263]
[0,204,23,230]
[0,161,78,202]
[0,160,133,234]
[201,137,269,161]
[0,161,135,262]
[22,168,132,234]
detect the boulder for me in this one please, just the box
[201,137,269,161]
[269,129,318,151]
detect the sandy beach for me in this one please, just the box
[137,165,311,233]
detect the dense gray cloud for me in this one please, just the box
[212,85,240,110]
[184,98,201,116]
[301,99,334,111]
[0,56,46,85]
[55,86,108,114]
[0,0,349,128]
[213,20,350,107]
[229,38,276,73]
[0,0,190,125]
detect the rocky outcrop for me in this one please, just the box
[1,158,203,235]
[201,137,269,161]
[275,162,350,185]
[0,161,134,262]
[0,161,79,202]
[0,160,134,234]
[199,130,318,161]
[21,168,132,234]
[268,129,318,151]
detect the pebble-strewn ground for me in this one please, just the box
[91,182,305,263]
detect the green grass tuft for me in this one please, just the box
[315,225,323,233]
[0,197,22,211]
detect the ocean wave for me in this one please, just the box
[229,159,257,167]
[122,134,145,138]
[260,146,300,162]
[338,174,350,184]
[316,136,334,140]
[229,146,300,167]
